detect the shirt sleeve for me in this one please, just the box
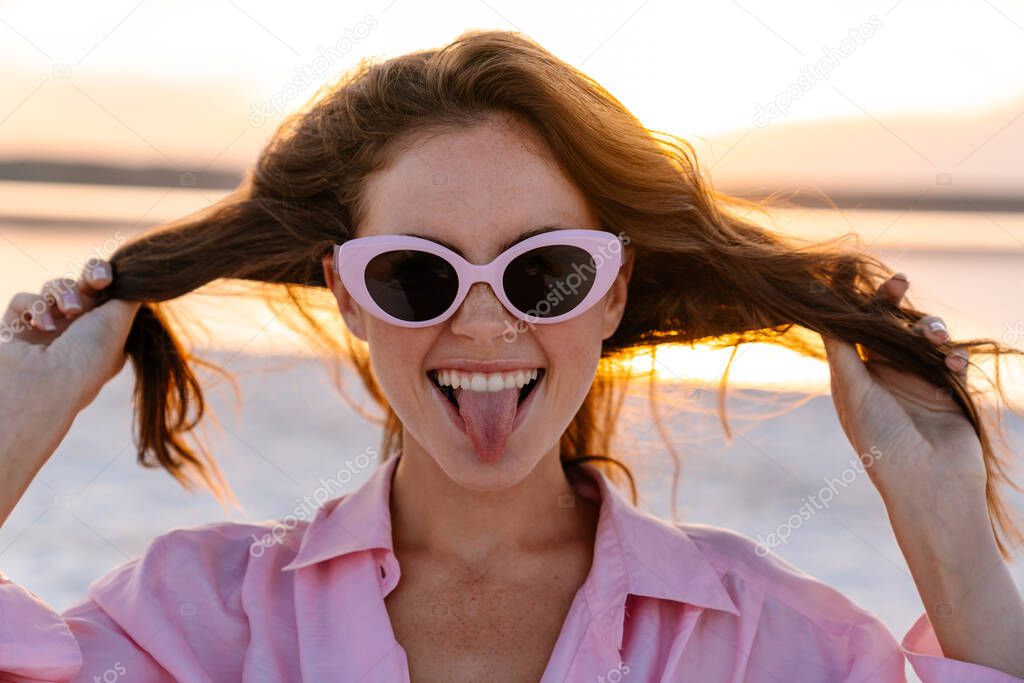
[0,568,173,682]
[0,523,254,682]
[899,611,1024,682]
[844,608,1023,682]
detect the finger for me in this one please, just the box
[912,315,950,345]
[32,308,56,332]
[41,278,83,318]
[78,258,114,296]
[859,273,912,366]
[945,346,969,378]
[3,292,55,334]
[40,260,112,319]
[874,272,909,306]
[4,292,36,323]
[51,298,141,375]
[822,332,874,401]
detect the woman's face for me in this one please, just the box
[322,113,632,491]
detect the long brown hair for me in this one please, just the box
[98,29,1024,557]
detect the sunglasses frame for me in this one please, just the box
[333,228,626,328]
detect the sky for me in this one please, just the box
[1,0,1023,168]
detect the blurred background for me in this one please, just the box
[1,1,1023,678]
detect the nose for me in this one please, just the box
[448,282,517,343]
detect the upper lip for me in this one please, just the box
[426,360,545,373]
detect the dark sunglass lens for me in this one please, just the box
[365,250,458,322]
[503,245,596,318]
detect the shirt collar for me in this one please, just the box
[565,460,740,650]
[279,454,398,571]
[280,451,739,622]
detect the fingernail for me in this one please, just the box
[891,272,909,282]
[62,290,82,311]
[91,263,110,280]
[40,311,56,331]
[948,352,967,370]
[927,320,949,342]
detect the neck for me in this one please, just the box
[389,437,597,567]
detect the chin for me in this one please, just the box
[412,426,557,492]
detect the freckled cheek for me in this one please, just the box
[534,320,604,398]
[365,325,434,404]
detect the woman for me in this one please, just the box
[2,29,1023,682]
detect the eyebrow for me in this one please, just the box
[397,225,566,257]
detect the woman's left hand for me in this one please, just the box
[820,272,986,505]
[821,273,1024,677]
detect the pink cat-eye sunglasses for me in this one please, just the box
[332,228,626,328]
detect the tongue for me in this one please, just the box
[455,387,519,463]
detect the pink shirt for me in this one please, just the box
[2,452,1019,682]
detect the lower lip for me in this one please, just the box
[432,373,542,445]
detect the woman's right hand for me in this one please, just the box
[0,259,140,526]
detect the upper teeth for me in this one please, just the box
[434,369,539,392]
